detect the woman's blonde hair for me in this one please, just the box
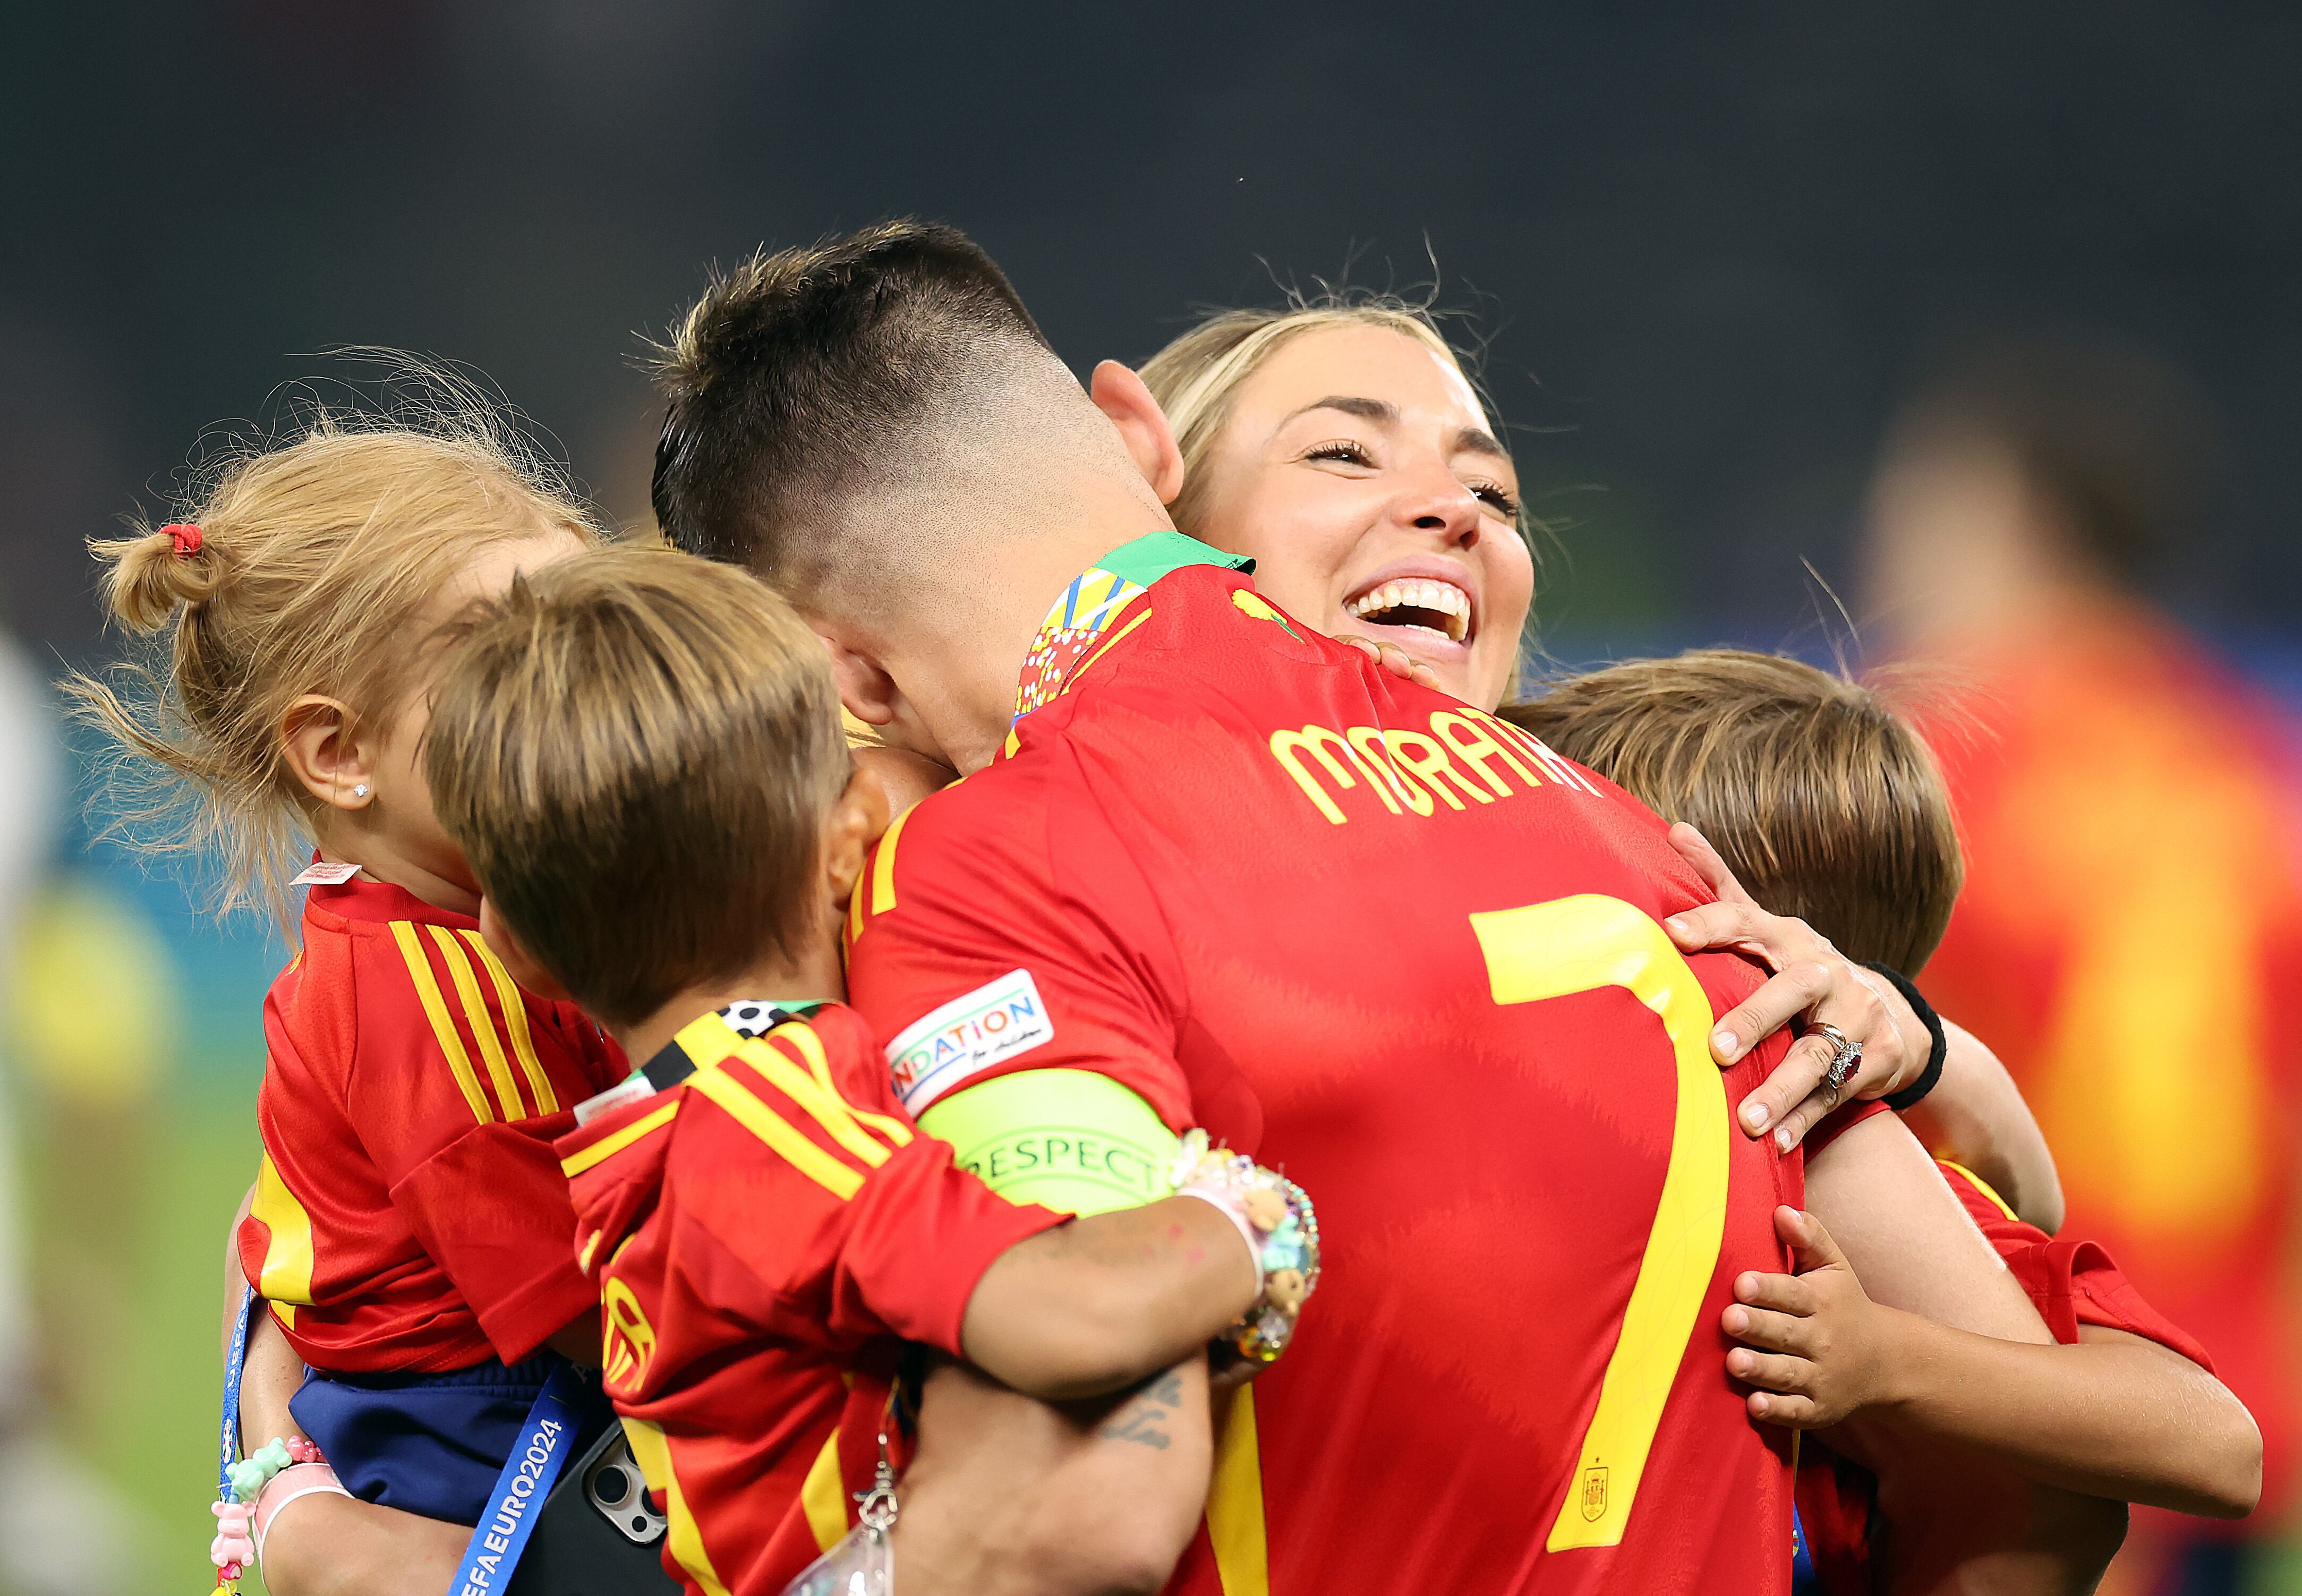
[65,399,600,927]
[1139,297,1532,558]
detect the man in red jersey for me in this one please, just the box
[647,223,2062,1595]
[1862,340,2301,1594]
[845,537,1807,1593]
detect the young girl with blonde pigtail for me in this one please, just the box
[66,411,629,1588]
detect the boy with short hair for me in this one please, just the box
[1508,650,2258,1589]
[422,545,1318,1596]
[1505,650,2047,1204]
[1507,650,1962,977]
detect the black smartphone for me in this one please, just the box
[504,1424,682,1595]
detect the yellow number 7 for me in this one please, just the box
[1469,894,1729,1550]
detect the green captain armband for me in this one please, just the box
[918,1069,1180,1216]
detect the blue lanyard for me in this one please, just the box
[216,1285,256,1501]
[449,1361,590,1596]
[217,1286,587,1594]
[1791,1502,1817,1593]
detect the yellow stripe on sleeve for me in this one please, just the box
[460,929,557,1113]
[389,921,494,1123]
[774,1019,913,1147]
[428,925,527,1119]
[869,803,913,919]
[620,1419,732,1596]
[1206,1388,1269,1596]
[798,1431,848,1552]
[687,1067,864,1199]
[251,1151,316,1311]
[560,1099,681,1178]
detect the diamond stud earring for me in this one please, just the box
[352,784,369,800]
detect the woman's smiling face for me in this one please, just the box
[1184,324,1533,710]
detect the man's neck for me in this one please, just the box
[612,934,847,1065]
[915,482,1179,775]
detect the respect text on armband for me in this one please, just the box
[1267,704,1602,825]
[956,1128,1167,1205]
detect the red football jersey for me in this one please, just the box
[558,1003,1066,1596]
[1794,1157,2222,1596]
[1914,610,2302,1513]
[236,875,626,1373]
[1936,1159,2216,1370]
[847,547,1803,1595]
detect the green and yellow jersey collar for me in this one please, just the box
[1013,532,1252,721]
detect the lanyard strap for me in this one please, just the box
[449,1361,590,1596]
[216,1285,257,1500]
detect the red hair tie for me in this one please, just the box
[160,523,203,557]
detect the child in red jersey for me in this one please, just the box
[420,547,1318,1596]
[69,415,632,1535]
[1515,651,2261,1592]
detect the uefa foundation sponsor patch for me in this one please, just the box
[886,969,1054,1111]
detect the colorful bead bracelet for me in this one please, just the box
[210,1436,331,1586]
[1167,1128,1321,1363]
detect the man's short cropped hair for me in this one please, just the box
[1503,650,1964,976]
[649,219,1050,599]
[1891,337,2218,585]
[423,545,851,1028]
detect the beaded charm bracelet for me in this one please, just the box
[211,1436,342,1583]
[1167,1129,1321,1363]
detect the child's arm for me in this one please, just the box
[257,1488,464,1596]
[1724,1205,2262,1519]
[231,1297,466,1596]
[959,1194,1259,1399]
[1899,1019,2065,1233]
[1833,1421,2128,1596]
[222,1184,256,1359]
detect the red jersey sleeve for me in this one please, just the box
[596,1007,1068,1358]
[388,1113,592,1362]
[1803,1098,1891,1157]
[844,768,1194,1130]
[1934,1160,2216,1369]
[345,923,608,1362]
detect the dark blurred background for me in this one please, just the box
[11,2,2302,659]
[2,4,2298,1593]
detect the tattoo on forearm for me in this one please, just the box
[1094,1370,1184,1449]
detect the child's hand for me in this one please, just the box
[1722,1205,1900,1428]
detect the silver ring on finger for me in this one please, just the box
[1811,1021,1862,1107]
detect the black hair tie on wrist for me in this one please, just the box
[1862,961,1947,1111]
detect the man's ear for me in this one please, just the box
[813,625,900,729]
[823,762,893,911]
[478,898,572,1004]
[1089,361,1186,506]
[280,696,378,813]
